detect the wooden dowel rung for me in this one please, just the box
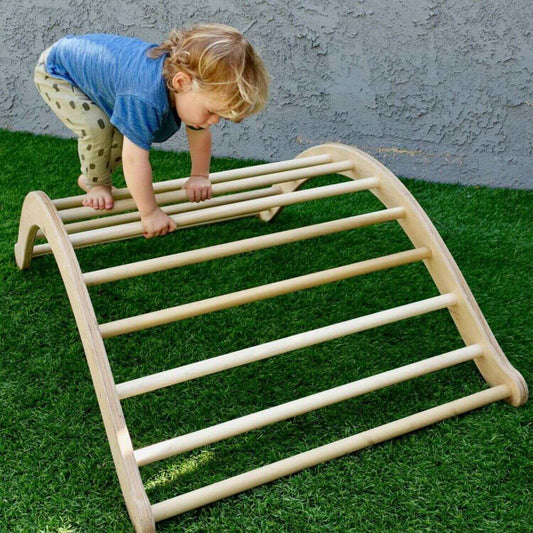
[32,212,262,258]
[57,160,352,223]
[34,177,378,256]
[101,246,431,339]
[151,384,510,521]
[51,154,333,209]
[38,186,281,238]
[134,344,483,466]
[84,207,406,286]
[115,292,454,399]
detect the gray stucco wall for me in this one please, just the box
[1,1,532,188]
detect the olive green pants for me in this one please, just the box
[33,47,123,189]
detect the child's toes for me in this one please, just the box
[105,198,114,210]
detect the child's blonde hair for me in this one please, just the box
[148,23,270,123]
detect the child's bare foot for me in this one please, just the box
[78,174,114,210]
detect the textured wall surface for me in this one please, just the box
[1,0,532,188]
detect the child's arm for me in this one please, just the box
[122,136,177,238]
[184,126,213,202]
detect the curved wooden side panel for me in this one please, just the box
[14,191,155,532]
[263,144,527,407]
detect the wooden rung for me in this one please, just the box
[134,344,483,466]
[33,212,260,258]
[115,292,453,399]
[84,207,406,286]
[56,160,354,223]
[38,187,282,238]
[150,384,510,521]
[34,177,379,256]
[51,154,333,210]
[101,247,431,339]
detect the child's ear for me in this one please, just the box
[172,71,192,93]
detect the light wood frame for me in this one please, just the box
[14,144,527,531]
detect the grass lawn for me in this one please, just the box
[0,128,531,532]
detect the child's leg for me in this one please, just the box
[34,48,116,209]
[109,127,124,174]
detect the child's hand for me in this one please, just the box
[184,175,212,203]
[140,207,177,239]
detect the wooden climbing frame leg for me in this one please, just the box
[15,192,156,532]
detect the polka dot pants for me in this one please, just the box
[33,47,123,189]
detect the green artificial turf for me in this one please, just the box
[0,128,531,532]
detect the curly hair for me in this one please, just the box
[148,23,270,122]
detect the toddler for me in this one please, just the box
[34,23,269,238]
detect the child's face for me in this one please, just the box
[171,72,227,129]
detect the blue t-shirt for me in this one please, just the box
[45,33,181,150]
